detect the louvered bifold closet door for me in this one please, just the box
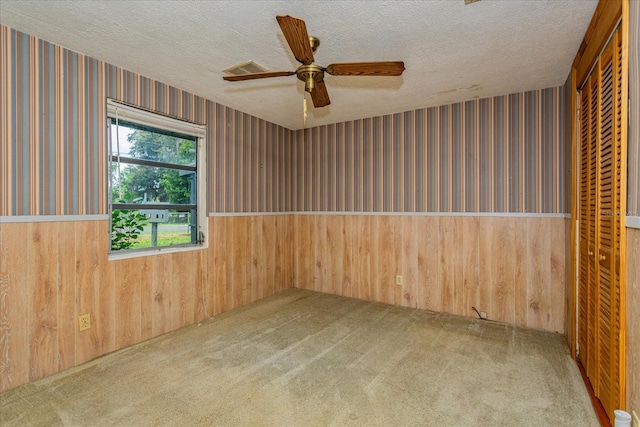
[578,83,591,375]
[577,26,624,419]
[612,25,624,415]
[588,69,600,385]
[597,34,616,414]
[596,28,623,417]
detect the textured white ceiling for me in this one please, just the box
[0,0,597,130]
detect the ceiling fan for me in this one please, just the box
[222,15,405,108]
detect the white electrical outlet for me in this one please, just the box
[396,275,403,285]
[480,311,487,319]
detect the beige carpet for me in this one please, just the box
[0,289,598,426]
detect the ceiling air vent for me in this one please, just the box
[223,61,267,76]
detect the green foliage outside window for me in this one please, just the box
[111,208,147,250]
[110,193,148,251]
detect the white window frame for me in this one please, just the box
[107,99,207,259]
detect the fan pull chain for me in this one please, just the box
[303,96,308,127]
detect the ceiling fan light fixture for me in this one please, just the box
[296,64,324,93]
[305,75,316,93]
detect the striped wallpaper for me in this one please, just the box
[1,26,106,215]
[293,87,567,213]
[629,0,639,217]
[214,105,292,212]
[6,21,634,217]
[563,73,573,214]
[0,25,292,215]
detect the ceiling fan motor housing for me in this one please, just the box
[297,64,324,93]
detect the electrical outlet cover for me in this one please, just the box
[78,314,91,331]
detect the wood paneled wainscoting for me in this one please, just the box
[293,214,568,333]
[0,215,293,392]
[626,226,640,411]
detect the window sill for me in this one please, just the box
[108,243,208,261]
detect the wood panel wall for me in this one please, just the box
[565,217,573,347]
[626,227,640,411]
[0,215,293,391]
[293,214,567,333]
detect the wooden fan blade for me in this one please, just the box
[310,81,330,108]
[325,61,405,76]
[276,15,314,65]
[223,71,295,81]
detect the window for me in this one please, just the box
[107,99,206,255]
